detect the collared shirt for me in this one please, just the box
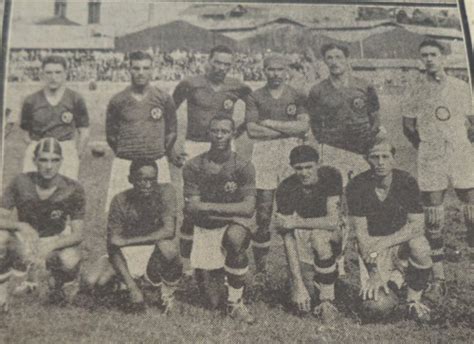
[1,173,85,237]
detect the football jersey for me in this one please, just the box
[183,151,256,229]
[106,85,177,160]
[107,184,176,238]
[403,75,472,147]
[1,173,86,238]
[173,75,251,142]
[276,166,342,218]
[20,88,89,141]
[245,84,307,127]
[307,77,380,154]
[346,169,423,237]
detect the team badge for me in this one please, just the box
[224,181,238,194]
[435,106,451,121]
[286,104,297,117]
[223,99,234,110]
[352,97,366,110]
[150,107,162,120]
[50,209,63,220]
[61,111,73,124]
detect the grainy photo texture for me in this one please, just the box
[0,1,473,342]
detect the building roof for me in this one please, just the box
[400,24,463,40]
[36,16,81,26]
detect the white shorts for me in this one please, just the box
[359,244,409,290]
[105,156,171,210]
[418,141,474,192]
[318,144,369,187]
[252,137,301,190]
[100,245,155,280]
[190,225,227,270]
[185,140,211,160]
[23,140,79,180]
[294,229,342,266]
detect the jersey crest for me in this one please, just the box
[286,103,297,118]
[50,209,63,220]
[224,180,238,194]
[435,106,451,121]
[150,107,163,120]
[61,111,74,124]
[352,97,366,111]
[223,99,234,110]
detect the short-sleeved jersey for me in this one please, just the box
[107,184,176,238]
[20,88,89,141]
[106,85,177,160]
[173,75,252,142]
[276,166,342,218]
[1,173,86,238]
[346,169,423,237]
[402,74,472,147]
[307,77,380,154]
[183,151,256,228]
[245,84,307,128]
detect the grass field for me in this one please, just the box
[1,82,473,343]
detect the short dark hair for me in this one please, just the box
[321,43,350,58]
[42,55,68,70]
[418,39,446,54]
[208,115,235,130]
[129,159,158,177]
[209,45,233,59]
[129,51,153,64]
[289,145,320,165]
[34,137,62,158]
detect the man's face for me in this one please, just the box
[264,64,286,88]
[367,144,395,178]
[34,151,62,180]
[208,52,233,82]
[130,165,158,197]
[293,161,319,186]
[419,46,444,74]
[208,119,234,150]
[42,63,67,91]
[130,59,152,87]
[324,48,348,76]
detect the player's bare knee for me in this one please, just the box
[157,239,179,261]
[223,225,250,254]
[0,231,11,255]
[408,236,431,263]
[58,247,81,272]
[310,232,333,259]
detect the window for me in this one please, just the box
[88,0,101,24]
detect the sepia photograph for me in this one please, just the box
[0,0,473,342]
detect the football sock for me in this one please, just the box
[314,256,337,301]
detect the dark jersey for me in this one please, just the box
[307,77,379,154]
[346,169,423,237]
[106,85,177,160]
[183,152,256,228]
[20,88,89,141]
[276,166,343,218]
[245,84,307,125]
[1,173,86,238]
[107,184,176,238]
[173,75,251,142]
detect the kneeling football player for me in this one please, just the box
[346,139,433,322]
[183,115,256,324]
[274,145,343,324]
[0,138,85,307]
[82,159,182,313]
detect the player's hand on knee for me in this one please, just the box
[292,283,311,313]
[274,213,296,234]
[169,148,187,168]
[360,273,389,301]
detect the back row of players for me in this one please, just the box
[1,40,473,324]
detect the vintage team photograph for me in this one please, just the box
[0,0,473,342]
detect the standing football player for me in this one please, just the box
[172,45,252,271]
[347,139,433,322]
[82,159,182,313]
[183,116,256,324]
[105,50,177,209]
[20,55,90,180]
[0,138,85,306]
[274,145,343,324]
[306,43,384,275]
[402,39,474,302]
[245,54,309,285]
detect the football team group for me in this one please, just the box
[0,38,473,326]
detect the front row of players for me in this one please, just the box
[0,116,448,324]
